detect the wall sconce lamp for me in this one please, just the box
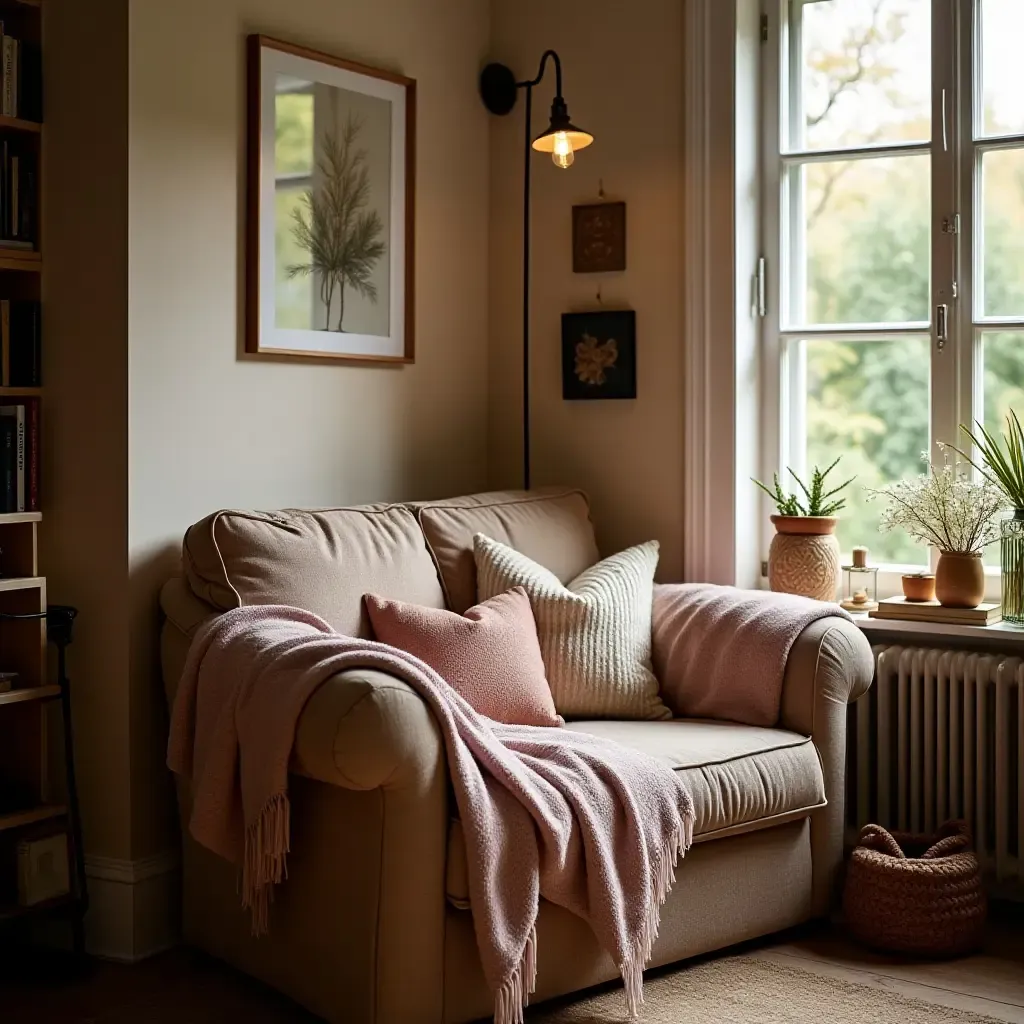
[480,52,594,489]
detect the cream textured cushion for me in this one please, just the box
[474,534,670,720]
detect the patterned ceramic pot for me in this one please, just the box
[768,515,840,602]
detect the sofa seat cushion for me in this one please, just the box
[183,505,445,638]
[444,719,825,908]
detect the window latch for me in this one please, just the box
[755,256,766,318]
[936,303,948,351]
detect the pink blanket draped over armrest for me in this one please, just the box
[651,583,852,728]
[168,604,695,1024]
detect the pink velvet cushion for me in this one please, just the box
[364,587,562,727]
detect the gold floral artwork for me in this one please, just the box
[575,333,618,386]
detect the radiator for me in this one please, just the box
[846,645,1023,889]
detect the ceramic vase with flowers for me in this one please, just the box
[753,458,855,602]
[868,454,1006,609]
[952,411,1024,624]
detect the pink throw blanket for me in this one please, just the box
[167,605,694,1024]
[652,583,852,727]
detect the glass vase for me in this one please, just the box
[1000,509,1024,624]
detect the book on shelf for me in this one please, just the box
[0,298,41,386]
[0,397,38,513]
[868,596,1002,626]
[0,27,41,123]
[0,138,36,248]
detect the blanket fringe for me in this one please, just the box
[619,812,694,1020]
[493,924,538,1024]
[242,792,291,936]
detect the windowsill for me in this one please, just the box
[851,612,1024,647]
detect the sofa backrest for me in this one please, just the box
[183,504,446,638]
[177,488,600,635]
[414,488,599,614]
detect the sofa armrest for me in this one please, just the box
[293,667,444,792]
[779,616,873,915]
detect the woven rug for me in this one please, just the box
[530,956,1005,1023]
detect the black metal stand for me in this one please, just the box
[47,605,86,954]
[480,51,572,493]
[0,604,85,956]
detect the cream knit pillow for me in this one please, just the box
[474,534,670,720]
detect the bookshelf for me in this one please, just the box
[0,0,83,952]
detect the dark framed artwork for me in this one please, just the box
[561,310,636,401]
[572,201,626,273]
[246,36,416,363]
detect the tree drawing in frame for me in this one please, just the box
[287,113,388,332]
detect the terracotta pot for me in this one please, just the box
[902,573,937,602]
[935,552,985,609]
[768,515,840,602]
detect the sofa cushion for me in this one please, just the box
[475,535,670,720]
[183,505,445,638]
[364,588,562,727]
[444,719,825,907]
[415,488,599,614]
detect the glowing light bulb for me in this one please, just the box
[551,131,574,169]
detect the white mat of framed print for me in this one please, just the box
[246,36,416,362]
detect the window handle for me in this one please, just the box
[941,88,948,153]
[936,303,948,351]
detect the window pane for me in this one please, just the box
[791,154,930,326]
[980,148,1024,318]
[790,0,930,152]
[978,0,1024,138]
[982,332,1024,441]
[275,87,314,177]
[275,185,313,330]
[799,336,929,565]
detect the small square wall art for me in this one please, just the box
[561,310,637,401]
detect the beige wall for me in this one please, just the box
[487,0,685,579]
[43,0,490,868]
[44,0,132,862]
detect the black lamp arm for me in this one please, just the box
[519,49,563,97]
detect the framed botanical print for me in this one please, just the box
[246,36,416,362]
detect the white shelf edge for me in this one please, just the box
[851,612,1024,645]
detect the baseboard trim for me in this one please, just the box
[84,850,181,962]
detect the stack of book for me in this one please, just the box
[868,597,1002,626]
[0,298,40,386]
[0,397,39,512]
[0,24,42,122]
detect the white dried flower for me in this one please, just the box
[865,451,1008,555]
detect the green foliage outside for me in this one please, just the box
[795,0,1024,564]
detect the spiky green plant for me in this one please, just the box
[288,114,387,332]
[948,411,1024,622]
[752,457,855,517]
[949,411,1024,508]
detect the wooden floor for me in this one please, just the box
[2,911,1022,1023]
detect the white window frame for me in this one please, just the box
[684,0,1022,599]
[757,0,1011,601]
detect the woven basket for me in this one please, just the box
[843,820,987,957]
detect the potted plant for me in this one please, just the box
[868,455,1006,609]
[950,411,1024,623]
[753,458,854,602]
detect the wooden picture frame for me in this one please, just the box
[246,35,416,363]
[572,201,626,274]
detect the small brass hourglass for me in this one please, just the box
[839,546,879,613]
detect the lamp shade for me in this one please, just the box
[531,125,595,153]
[532,95,593,168]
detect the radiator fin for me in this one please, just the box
[848,645,1022,889]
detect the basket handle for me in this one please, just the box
[857,823,904,859]
[922,819,974,859]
